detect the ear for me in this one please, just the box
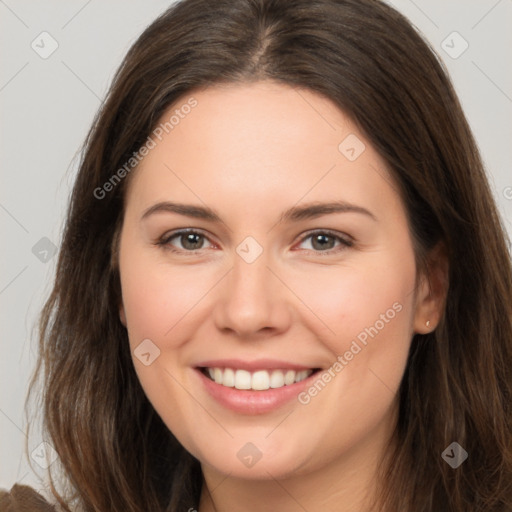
[119,302,127,327]
[413,241,449,334]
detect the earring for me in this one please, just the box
[425,320,431,327]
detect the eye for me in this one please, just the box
[156,228,353,255]
[157,229,215,253]
[295,230,353,253]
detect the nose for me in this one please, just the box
[213,246,292,339]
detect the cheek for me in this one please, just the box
[289,258,415,344]
[119,248,217,347]
[118,247,210,448]
[289,253,416,404]
[286,260,415,459]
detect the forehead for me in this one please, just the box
[124,81,404,224]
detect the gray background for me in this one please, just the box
[1,0,511,493]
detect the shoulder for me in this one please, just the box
[0,484,57,511]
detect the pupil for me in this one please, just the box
[312,234,333,251]
[183,233,202,250]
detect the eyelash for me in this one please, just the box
[155,228,353,255]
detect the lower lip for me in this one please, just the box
[195,368,318,415]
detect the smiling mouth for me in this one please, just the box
[199,367,321,391]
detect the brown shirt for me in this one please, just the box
[0,485,56,512]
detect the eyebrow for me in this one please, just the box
[140,200,377,223]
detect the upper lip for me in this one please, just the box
[195,358,320,372]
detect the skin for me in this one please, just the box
[118,81,447,512]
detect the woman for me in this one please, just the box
[2,0,511,510]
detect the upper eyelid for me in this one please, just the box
[300,228,353,241]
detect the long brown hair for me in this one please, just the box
[28,0,512,510]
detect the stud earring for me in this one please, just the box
[425,320,431,327]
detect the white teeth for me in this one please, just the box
[269,370,285,388]
[251,370,270,391]
[223,368,235,387]
[204,367,314,390]
[234,369,252,390]
[213,367,223,384]
[295,370,310,383]
[284,370,296,385]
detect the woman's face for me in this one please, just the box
[118,81,433,480]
